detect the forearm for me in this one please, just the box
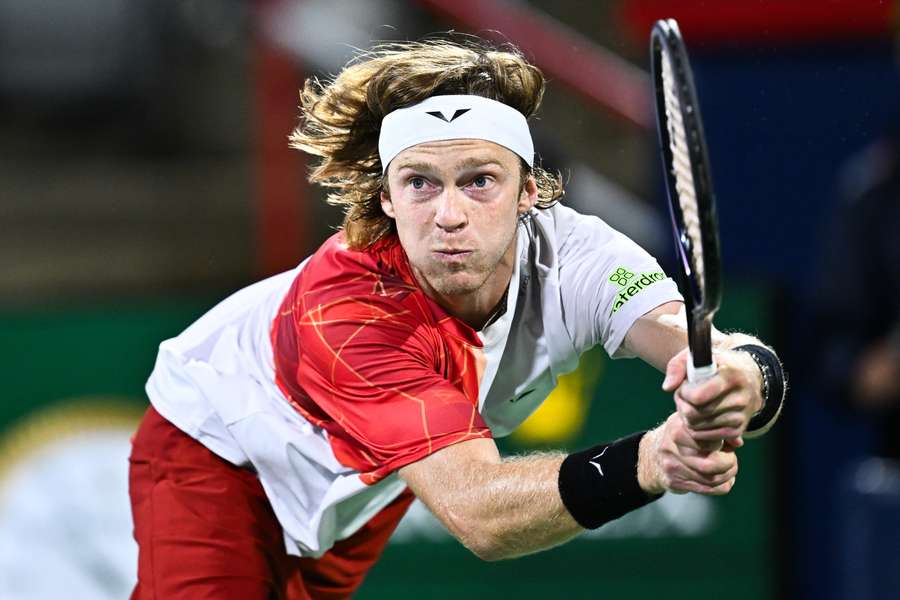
[402,418,738,560]
[466,454,583,559]
[401,431,672,561]
[626,301,778,367]
[403,449,581,561]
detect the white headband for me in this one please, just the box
[378,94,534,173]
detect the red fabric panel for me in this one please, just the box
[297,490,415,599]
[272,233,491,484]
[128,406,413,599]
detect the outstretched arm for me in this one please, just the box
[398,412,737,561]
[400,438,577,561]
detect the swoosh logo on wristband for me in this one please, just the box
[588,446,609,476]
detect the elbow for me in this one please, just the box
[445,511,512,562]
[456,524,520,562]
[462,535,510,562]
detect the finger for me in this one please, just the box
[706,477,737,496]
[668,413,726,454]
[663,348,689,392]
[677,375,732,408]
[677,405,744,438]
[688,426,745,441]
[666,463,735,491]
[680,452,738,480]
[672,475,736,496]
[676,389,749,421]
[674,393,733,431]
[724,437,744,450]
[671,419,707,451]
[682,410,746,433]
[673,432,722,456]
[660,461,715,492]
[690,462,738,488]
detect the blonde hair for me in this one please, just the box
[289,38,565,249]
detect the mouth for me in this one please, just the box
[432,249,473,262]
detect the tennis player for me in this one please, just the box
[129,39,784,599]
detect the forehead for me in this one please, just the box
[389,139,519,174]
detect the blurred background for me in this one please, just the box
[2,0,899,598]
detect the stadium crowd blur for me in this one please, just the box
[814,118,900,459]
[1,1,899,599]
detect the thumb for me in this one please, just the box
[662,348,689,392]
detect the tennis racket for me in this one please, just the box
[650,19,722,385]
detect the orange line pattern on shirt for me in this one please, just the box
[271,233,491,485]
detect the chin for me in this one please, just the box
[429,272,485,297]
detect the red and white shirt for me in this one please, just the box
[146,203,681,557]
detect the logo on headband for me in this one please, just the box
[425,108,471,123]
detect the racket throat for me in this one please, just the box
[687,315,715,382]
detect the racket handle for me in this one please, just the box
[686,353,724,452]
[687,353,717,383]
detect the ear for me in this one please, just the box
[517,175,538,214]
[380,190,396,219]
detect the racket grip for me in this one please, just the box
[686,353,724,452]
[686,353,717,383]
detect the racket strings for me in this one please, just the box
[661,51,705,285]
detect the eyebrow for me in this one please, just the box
[393,157,505,174]
[393,161,436,174]
[454,157,504,171]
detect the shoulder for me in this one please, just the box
[530,203,647,266]
[273,232,456,364]
[295,232,417,295]
[282,232,426,321]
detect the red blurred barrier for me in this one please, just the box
[254,30,306,277]
[620,0,896,46]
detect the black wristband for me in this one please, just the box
[734,344,786,434]
[557,432,663,530]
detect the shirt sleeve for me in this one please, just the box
[292,293,491,480]
[557,211,683,358]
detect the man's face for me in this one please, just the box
[381,139,537,300]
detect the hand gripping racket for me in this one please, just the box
[650,19,723,385]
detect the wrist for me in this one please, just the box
[637,427,665,495]
[732,350,765,415]
[558,431,663,530]
[734,344,786,437]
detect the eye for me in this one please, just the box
[410,176,426,190]
[466,174,497,191]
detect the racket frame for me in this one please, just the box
[650,18,723,381]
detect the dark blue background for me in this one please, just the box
[684,41,900,600]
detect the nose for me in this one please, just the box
[434,188,467,232]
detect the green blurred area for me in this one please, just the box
[0,284,774,599]
[0,298,215,428]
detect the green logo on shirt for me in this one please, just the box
[609,266,667,314]
[608,267,636,287]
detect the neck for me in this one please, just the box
[416,238,517,331]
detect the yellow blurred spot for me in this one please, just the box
[511,351,603,445]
